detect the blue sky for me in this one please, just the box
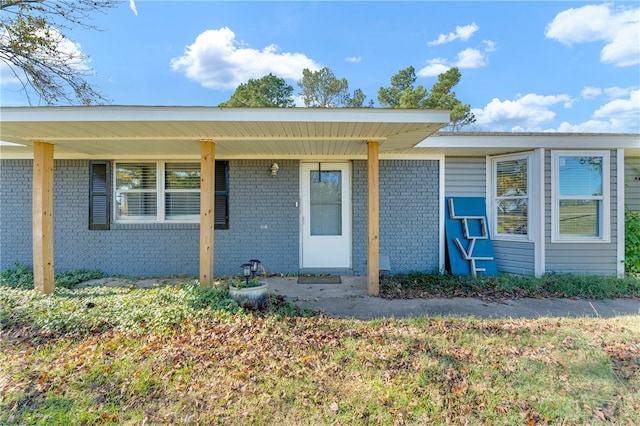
[1,1,639,133]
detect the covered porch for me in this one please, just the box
[0,106,450,295]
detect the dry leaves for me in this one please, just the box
[2,314,639,424]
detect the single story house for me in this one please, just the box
[0,106,638,294]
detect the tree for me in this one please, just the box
[377,66,427,109]
[218,73,295,107]
[298,67,372,108]
[298,67,348,107]
[422,68,476,131]
[0,0,121,105]
[344,88,374,108]
[378,66,476,130]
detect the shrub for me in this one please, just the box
[0,262,107,289]
[625,209,640,274]
[380,271,640,299]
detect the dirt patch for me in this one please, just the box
[298,275,341,284]
[78,277,197,289]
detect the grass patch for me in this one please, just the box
[1,302,638,424]
[1,267,639,424]
[0,280,314,337]
[0,262,107,290]
[380,271,640,300]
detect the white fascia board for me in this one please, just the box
[0,106,451,125]
[417,134,640,149]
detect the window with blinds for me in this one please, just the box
[111,161,229,228]
[493,154,530,237]
[165,163,200,221]
[115,163,157,220]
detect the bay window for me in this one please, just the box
[492,153,531,238]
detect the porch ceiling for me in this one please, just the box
[0,106,450,159]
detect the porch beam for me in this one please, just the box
[367,141,380,296]
[33,142,55,294]
[200,140,216,285]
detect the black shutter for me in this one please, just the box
[214,161,229,229]
[89,161,110,230]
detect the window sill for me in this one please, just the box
[551,237,611,244]
[111,222,199,230]
[492,235,532,242]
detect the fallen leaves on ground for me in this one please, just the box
[1,316,639,425]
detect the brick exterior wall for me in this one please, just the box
[219,160,300,275]
[1,159,440,277]
[353,160,440,275]
[0,160,33,268]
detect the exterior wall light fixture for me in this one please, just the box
[270,162,279,177]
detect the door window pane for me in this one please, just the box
[310,170,342,236]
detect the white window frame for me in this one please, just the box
[551,150,610,243]
[490,152,533,241]
[114,161,200,224]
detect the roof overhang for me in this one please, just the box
[0,106,451,159]
[412,132,640,157]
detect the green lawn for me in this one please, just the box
[1,280,639,425]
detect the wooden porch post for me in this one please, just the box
[367,141,380,296]
[200,141,216,285]
[33,142,55,294]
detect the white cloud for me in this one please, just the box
[582,85,636,100]
[557,88,640,132]
[345,56,361,63]
[419,29,495,78]
[416,58,450,77]
[129,0,138,16]
[545,3,640,66]
[417,47,490,77]
[593,88,640,121]
[428,23,479,46]
[170,27,320,90]
[472,89,639,133]
[604,86,635,99]
[483,40,497,53]
[471,93,573,131]
[54,31,90,72]
[455,48,488,69]
[581,86,602,99]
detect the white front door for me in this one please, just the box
[301,162,352,268]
